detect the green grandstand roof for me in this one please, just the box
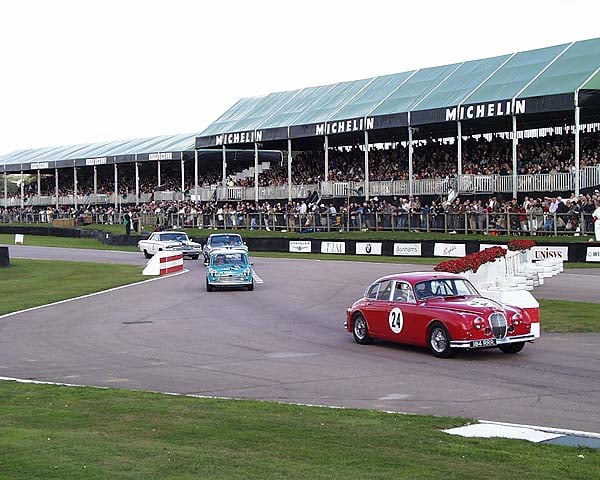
[196,37,600,147]
[0,133,199,172]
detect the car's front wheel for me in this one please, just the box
[428,323,453,358]
[352,313,373,345]
[143,250,152,259]
[206,279,213,292]
[499,342,525,354]
[247,281,254,291]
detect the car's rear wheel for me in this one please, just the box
[499,342,525,354]
[428,323,453,358]
[352,313,373,345]
[143,250,152,259]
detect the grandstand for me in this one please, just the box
[1,37,600,210]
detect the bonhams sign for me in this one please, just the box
[30,162,49,170]
[446,99,526,122]
[148,153,173,161]
[85,157,107,166]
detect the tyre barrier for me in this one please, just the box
[142,251,184,276]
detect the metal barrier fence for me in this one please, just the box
[2,210,593,238]
[1,167,599,207]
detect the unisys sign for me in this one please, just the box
[530,246,568,261]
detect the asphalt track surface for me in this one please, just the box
[2,244,600,433]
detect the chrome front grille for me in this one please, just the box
[216,275,245,284]
[489,312,507,339]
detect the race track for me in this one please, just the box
[2,244,600,433]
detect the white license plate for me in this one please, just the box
[470,338,497,348]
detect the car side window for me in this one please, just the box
[366,283,380,300]
[376,281,393,301]
[393,281,415,303]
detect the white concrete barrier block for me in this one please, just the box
[143,251,184,276]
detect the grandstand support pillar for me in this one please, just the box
[93,165,97,196]
[254,142,259,205]
[457,121,462,176]
[181,156,185,198]
[222,145,227,198]
[287,139,292,202]
[157,160,161,189]
[135,161,140,206]
[20,171,24,209]
[408,127,414,198]
[3,172,7,206]
[324,135,329,184]
[74,166,78,210]
[364,130,370,201]
[55,168,59,209]
[574,105,581,196]
[37,169,41,196]
[114,163,119,209]
[512,115,518,199]
[194,149,199,201]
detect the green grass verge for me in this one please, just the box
[2,230,598,268]
[0,381,598,480]
[252,251,600,268]
[251,251,443,265]
[0,259,145,315]
[0,233,139,252]
[539,299,600,333]
[79,222,596,243]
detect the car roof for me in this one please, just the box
[371,271,466,285]
[209,247,248,256]
[208,233,243,239]
[156,231,187,235]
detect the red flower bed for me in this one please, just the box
[434,246,507,274]
[507,239,536,251]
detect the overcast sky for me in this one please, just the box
[1,0,599,155]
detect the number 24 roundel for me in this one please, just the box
[388,307,403,334]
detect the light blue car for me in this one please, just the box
[206,248,254,292]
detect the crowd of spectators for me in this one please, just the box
[2,188,599,237]
[3,130,600,200]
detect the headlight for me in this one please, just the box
[244,268,252,277]
[209,269,217,276]
[511,313,523,326]
[473,316,485,330]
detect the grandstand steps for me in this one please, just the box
[233,161,271,181]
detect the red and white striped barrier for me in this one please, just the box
[142,251,184,276]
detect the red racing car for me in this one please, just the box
[345,272,537,357]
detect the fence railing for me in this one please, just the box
[1,167,599,207]
[1,210,595,238]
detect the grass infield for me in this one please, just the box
[0,233,139,252]
[0,381,599,480]
[0,259,145,316]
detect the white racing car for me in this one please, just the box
[137,231,202,259]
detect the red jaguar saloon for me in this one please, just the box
[345,272,537,357]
